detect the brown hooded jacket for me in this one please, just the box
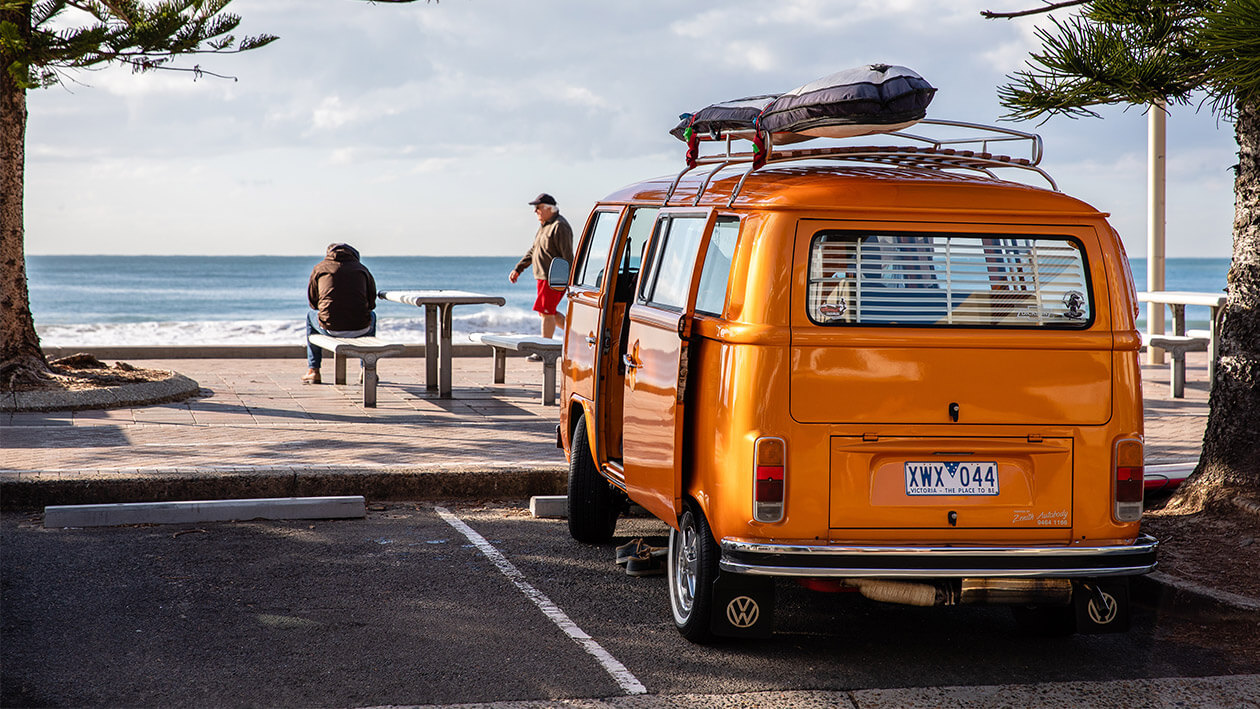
[307,243,376,332]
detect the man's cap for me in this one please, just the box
[528,193,557,206]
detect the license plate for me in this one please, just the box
[905,461,999,496]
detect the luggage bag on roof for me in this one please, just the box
[670,64,937,144]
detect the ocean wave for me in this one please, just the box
[36,307,543,346]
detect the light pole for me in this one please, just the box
[1147,101,1167,364]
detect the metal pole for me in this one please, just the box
[1147,102,1167,364]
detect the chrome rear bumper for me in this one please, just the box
[719,534,1158,579]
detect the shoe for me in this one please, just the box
[615,539,667,566]
[615,539,647,566]
[301,369,321,384]
[625,548,665,577]
[527,353,543,362]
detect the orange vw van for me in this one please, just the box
[548,120,1155,643]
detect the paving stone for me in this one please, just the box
[0,352,1212,510]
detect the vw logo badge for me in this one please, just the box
[725,596,760,628]
[1087,590,1119,625]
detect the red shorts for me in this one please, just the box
[534,279,565,315]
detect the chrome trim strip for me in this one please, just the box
[719,562,1156,579]
[722,534,1157,559]
[718,534,1158,578]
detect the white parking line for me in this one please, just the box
[434,506,647,696]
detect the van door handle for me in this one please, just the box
[624,341,642,371]
[585,333,598,347]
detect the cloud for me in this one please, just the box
[21,0,1237,258]
[310,96,362,132]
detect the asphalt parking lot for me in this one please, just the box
[4,503,1258,708]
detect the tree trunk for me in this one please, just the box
[0,3,49,389]
[1170,99,1260,511]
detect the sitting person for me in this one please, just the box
[304,242,377,383]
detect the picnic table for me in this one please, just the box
[1138,290,1228,387]
[377,289,506,398]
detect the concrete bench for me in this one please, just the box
[307,334,406,407]
[475,334,563,405]
[1142,332,1208,399]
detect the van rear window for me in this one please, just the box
[807,232,1092,328]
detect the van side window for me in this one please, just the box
[807,231,1092,328]
[574,211,619,289]
[622,208,658,273]
[694,217,739,316]
[640,216,707,309]
[606,207,657,299]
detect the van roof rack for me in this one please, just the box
[663,118,1058,208]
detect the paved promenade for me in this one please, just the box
[0,349,1213,508]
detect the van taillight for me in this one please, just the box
[1114,438,1144,522]
[754,437,785,523]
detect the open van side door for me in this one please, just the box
[620,209,716,527]
[565,206,626,465]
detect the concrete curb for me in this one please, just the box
[1,466,566,511]
[0,372,200,412]
[41,343,498,360]
[1132,571,1260,615]
[44,496,367,528]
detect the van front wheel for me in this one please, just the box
[668,505,719,643]
[566,415,618,544]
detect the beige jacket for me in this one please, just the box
[514,213,575,280]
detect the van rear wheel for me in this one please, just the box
[566,415,618,544]
[668,505,719,643]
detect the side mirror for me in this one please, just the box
[547,258,571,290]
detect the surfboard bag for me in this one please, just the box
[670,94,779,142]
[671,94,814,166]
[757,64,936,139]
[671,95,780,166]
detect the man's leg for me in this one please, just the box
[540,314,557,339]
[304,310,323,382]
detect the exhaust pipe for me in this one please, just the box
[960,578,1073,605]
[838,578,1073,607]
[843,579,940,607]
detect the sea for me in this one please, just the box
[25,255,1231,346]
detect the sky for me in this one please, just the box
[24,0,1239,259]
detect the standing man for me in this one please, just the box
[304,242,377,383]
[509,193,574,342]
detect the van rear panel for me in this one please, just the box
[781,221,1118,543]
[828,435,1073,536]
[790,341,1112,425]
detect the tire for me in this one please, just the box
[566,415,618,544]
[668,505,720,643]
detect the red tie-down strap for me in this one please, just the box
[751,129,768,169]
[750,115,768,169]
[684,123,700,168]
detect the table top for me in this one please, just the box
[1138,291,1227,308]
[478,334,562,348]
[378,290,507,307]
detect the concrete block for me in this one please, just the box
[44,496,366,528]
[527,496,656,520]
[530,495,567,518]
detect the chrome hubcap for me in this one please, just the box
[674,524,699,617]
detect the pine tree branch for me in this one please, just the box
[982,0,1090,20]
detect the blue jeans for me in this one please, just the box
[306,310,376,369]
